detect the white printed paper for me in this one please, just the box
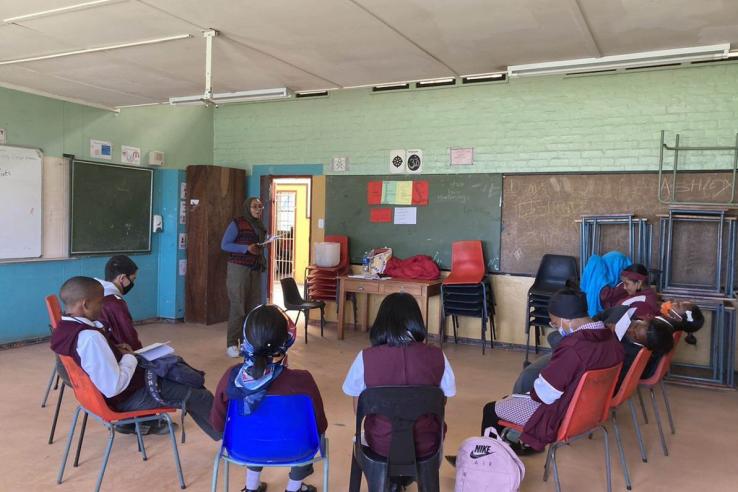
[135,342,174,361]
[615,307,637,341]
[178,232,187,250]
[406,149,423,174]
[450,147,474,166]
[178,259,187,276]
[179,200,186,224]
[394,207,417,225]
[390,149,406,174]
[90,139,112,160]
[121,145,141,165]
[180,182,187,199]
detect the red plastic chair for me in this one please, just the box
[610,348,653,490]
[56,355,184,492]
[42,294,67,444]
[637,330,682,457]
[443,240,485,285]
[499,363,622,492]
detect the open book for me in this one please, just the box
[135,341,174,361]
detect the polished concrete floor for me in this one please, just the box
[1,320,737,492]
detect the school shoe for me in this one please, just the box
[285,485,316,492]
[147,420,179,435]
[115,423,150,435]
[226,345,241,358]
[241,483,267,492]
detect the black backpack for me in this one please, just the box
[135,354,206,442]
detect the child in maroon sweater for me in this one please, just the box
[210,305,326,492]
[96,255,142,351]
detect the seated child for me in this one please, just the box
[50,276,219,439]
[96,255,142,350]
[485,288,623,453]
[210,305,326,492]
[660,299,705,344]
[342,293,456,460]
[600,263,660,319]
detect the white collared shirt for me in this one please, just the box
[62,315,138,398]
[95,278,123,299]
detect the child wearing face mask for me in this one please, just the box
[96,255,142,351]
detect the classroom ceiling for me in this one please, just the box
[1,0,738,109]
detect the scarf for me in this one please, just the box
[226,329,295,415]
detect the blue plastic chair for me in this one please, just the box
[211,395,329,491]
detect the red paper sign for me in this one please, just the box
[370,208,392,223]
[412,180,429,205]
[367,181,383,205]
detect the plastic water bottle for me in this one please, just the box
[362,251,370,276]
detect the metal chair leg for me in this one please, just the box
[304,309,310,344]
[323,437,330,492]
[164,414,186,489]
[452,315,459,343]
[612,410,632,490]
[223,460,229,492]
[601,426,613,492]
[135,420,148,461]
[551,445,562,492]
[94,427,116,492]
[57,406,81,484]
[48,382,66,444]
[42,363,57,408]
[628,398,648,463]
[543,443,555,481]
[637,387,648,424]
[649,388,669,456]
[660,380,676,434]
[73,412,88,467]
[349,453,362,492]
[481,316,486,355]
[320,306,325,337]
[210,451,221,492]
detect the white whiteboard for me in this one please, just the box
[0,145,43,259]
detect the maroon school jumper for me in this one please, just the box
[99,294,143,350]
[522,326,624,451]
[50,318,146,409]
[600,284,660,319]
[210,364,328,435]
[362,342,445,458]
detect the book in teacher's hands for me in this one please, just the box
[135,341,175,361]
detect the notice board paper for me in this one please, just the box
[394,207,417,225]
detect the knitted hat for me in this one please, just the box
[548,288,589,319]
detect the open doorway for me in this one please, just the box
[268,177,312,305]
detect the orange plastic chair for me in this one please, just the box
[610,348,653,490]
[56,355,184,492]
[637,330,682,457]
[443,240,485,285]
[499,363,622,492]
[42,294,67,444]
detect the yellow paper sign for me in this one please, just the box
[395,181,413,205]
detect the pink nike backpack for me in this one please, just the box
[454,427,526,492]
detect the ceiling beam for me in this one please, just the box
[566,0,602,57]
[136,0,344,89]
[348,0,459,76]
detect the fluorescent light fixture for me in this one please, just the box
[508,44,731,77]
[169,88,292,106]
[3,0,115,23]
[0,34,192,66]
[416,77,456,87]
[371,82,410,92]
[295,90,329,98]
[462,72,506,84]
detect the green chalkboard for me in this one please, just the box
[326,174,502,271]
[70,160,153,255]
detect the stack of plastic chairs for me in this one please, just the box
[525,254,578,367]
[305,235,357,324]
[441,241,496,354]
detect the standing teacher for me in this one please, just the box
[221,197,266,358]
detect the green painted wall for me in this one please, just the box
[213,63,738,173]
[0,86,214,165]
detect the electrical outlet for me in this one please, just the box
[331,156,348,172]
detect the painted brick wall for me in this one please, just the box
[214,63,738,173]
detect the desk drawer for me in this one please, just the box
[342,278,380,294]
[380,282,423,296]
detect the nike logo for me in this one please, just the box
[469,444,495,459]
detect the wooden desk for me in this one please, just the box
[336,276,442,340]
